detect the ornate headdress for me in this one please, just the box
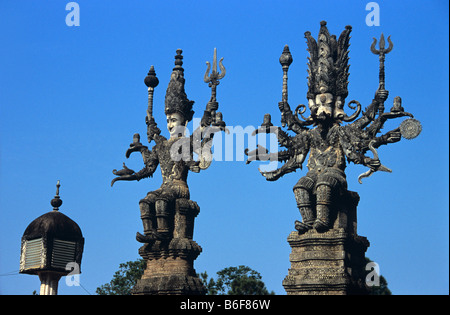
[305,21,352,101]
[164,49,195,122]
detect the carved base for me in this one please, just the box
[133,275,205,295]
[283,228,369,295]
[132,252,205,295]
[283,190,370,295]
[132,198,206,295]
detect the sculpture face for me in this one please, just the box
[333,96,345,121]
[311,93,334,122]
[166,112,187,138]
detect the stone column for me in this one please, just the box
[283,190,370,295]
[132,199,206,295]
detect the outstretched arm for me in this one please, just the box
[350,89,389,130]
[365,110,413,139]
[189,108,228,171]
[259,155,303,181]
[278,102,311,134]
[111,147,159,186]
[258,131,309,181]
[371,127,402,148]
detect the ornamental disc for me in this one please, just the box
[400,118,422,139]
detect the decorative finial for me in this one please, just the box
[144,65,159,88]
[173,49,184,72]
[51,180,63,211]
[145,65,159,122]
[279,45,293,127]
[279,45,293,69]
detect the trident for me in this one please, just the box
[371,33,393,114]
[204,48,226,123]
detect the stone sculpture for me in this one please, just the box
[112,49,226,295]
[246,21,421,234]
[246,21,421,294]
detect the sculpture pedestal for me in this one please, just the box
[283,190,370,295]
[132,199,206,295]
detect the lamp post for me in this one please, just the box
[20,181,84,295]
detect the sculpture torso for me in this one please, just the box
[154,136,189,187]
[307,125,347,173]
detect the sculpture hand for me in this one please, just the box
[278,101,291,113]
[259,168,281,181]
[367,158,381,169]
[112,162,135,176]
[201,110,212,127]
[148,124,161,140]
[126,144,148,158]
[206,101,218,113]
[190,165,201,173]
[111,173,138,187]
[385,129,401,143]
[145,117,161,142]
[375,89,389,103]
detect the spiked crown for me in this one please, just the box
[164,49,195,122]
[305,21,352,101]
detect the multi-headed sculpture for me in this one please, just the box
[246,21,421,234]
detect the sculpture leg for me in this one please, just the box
[140,201,156,235]
[293,175,316,234]
[136,200,157,243]
[155,199,171,239]
[294,188,315,234]
[314,184,332,232]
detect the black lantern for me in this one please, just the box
[19,181,84,295]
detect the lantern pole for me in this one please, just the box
[38,272,62,295]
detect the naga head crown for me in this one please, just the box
[304,21,353,122]
[164,49,195,122]
[305,21,352,100]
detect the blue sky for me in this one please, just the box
[0,0,448,295]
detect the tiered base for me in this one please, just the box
[131,198,206,295]
[283,190,370,295]
[283,228,369,295]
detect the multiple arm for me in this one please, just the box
[246,126,309,181]
[342,90,416,183]
[112,100,227,185]
[111,143,159,187]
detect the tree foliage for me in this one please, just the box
[96,259,146,295]
[96,258,389,295]
[96,260,273,295]
[365,257,392,295]
[200,265,275,295]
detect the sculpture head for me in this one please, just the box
[164,49,195,122]
[156,49,194,139]
[304,21,353,126]
[309,93,334,123]
[166,112,188,139]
